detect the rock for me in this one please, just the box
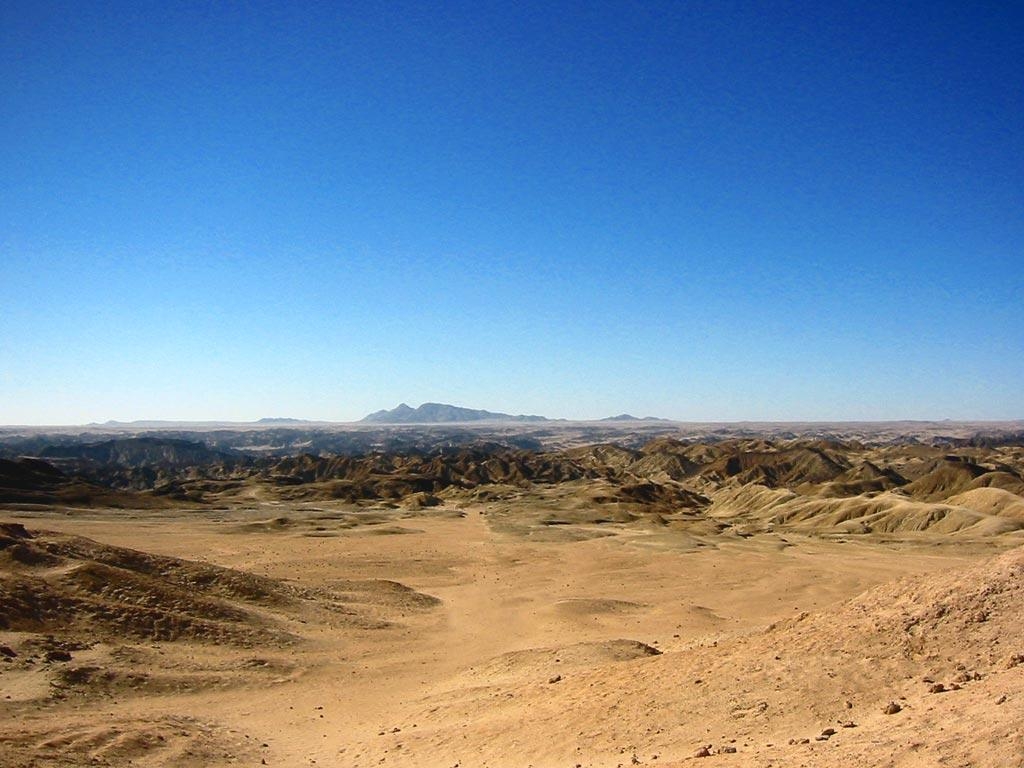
[0,646,16,658]
[883,701,902,715]
[721,746,737,753]
[839,721,857,728]
[953,672,970,683]
[548,674,562,684]
[929,683,946,693]
[821,728,836,736]
[694,746,712,758]
[44,650,72,663]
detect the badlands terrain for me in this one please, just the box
[1,419,1023,767]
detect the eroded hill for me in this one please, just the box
[4,435,1023,543]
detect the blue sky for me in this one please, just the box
[2,1,1022,423]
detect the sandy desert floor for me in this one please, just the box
[2,500,1022,768]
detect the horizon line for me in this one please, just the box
[2,417,1023,429]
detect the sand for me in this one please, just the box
[2,499,1022,767]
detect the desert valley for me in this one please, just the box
[7,0,1022,765]
[2,413,1023,767]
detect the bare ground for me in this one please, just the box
[2,499,1022,767]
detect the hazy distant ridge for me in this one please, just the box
[360,402,548,424]
[600,414,667,422]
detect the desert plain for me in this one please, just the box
[2,420,1023,767]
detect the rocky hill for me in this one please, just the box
[3,435,1024,542]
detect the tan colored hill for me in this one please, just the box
[6,439,1024,545]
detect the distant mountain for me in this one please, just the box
[90,420,241,428]
[84,418,314,428]
[361,402,548,424]
[601,414,668,422]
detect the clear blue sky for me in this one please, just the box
[2,1,1022,423]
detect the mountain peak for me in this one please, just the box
[360,402,547,424]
